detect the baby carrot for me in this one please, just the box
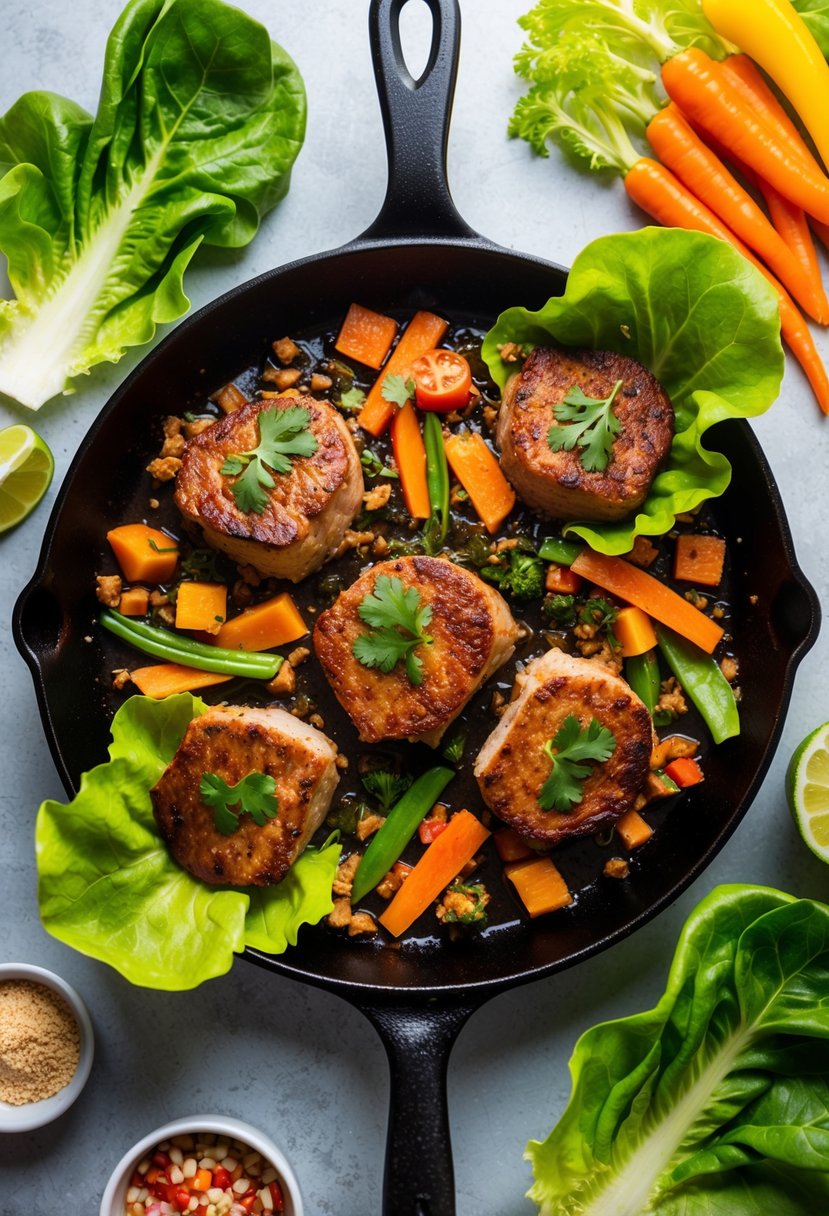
[646,104,828,323]
[719,54,823,178]
[390,400,431,519]
[661,49,829,224]
[702,0,829,173]
[624,157,829,414]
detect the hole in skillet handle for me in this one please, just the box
[363,0,479,243]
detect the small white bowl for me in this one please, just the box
[100,1115,304,1216]
[0,961,94,1133]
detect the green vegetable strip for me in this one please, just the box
[350,766,455,904]
[656,624,739,744]
[423,412,450,545]
[100,610,281,679]
[625,649,661,716]
[538,537,584,565]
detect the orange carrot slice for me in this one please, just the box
[379,809,490,938]
[357,310,448,437]
[106,524,179,584]
[571,548,724,653]
[613,606,658,658]
[505,856,573,917]
[390,400,431,519]
[215,593,307,652]
[175,582,228,634]
[335,303,398,370]
[128,663,233,698]
[443,431,516,534]
[672,535,726,587]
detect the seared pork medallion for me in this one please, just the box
[151,705,339,886]
[313,555,520,746]
[474,649,653,844]
[174,394,364,582]
[497,346,674,521]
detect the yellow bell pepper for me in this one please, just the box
[702,0,829,172]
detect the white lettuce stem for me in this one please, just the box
[0,152,160,411]
[578,1029,751,1216]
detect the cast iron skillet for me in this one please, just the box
[13,1,820,1211]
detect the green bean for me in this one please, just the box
[423,412,450,546]
[350,766,455,904]
[625,649,661,715]
[538,537,584,565]
[656,625,739,744]
[100,610,282,679]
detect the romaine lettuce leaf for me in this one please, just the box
[35,694,340,990]
[0,0,306,411]
[527,884,829,1215]
[482,228,784,554]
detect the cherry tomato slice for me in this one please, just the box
[411,349,472,412]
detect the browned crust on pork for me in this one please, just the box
[174,395,363,578]
[497,347,673,521]
[474,650,653,844]
[151,706,338,886]
[313,556,519,744]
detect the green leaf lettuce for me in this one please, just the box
[527,883,829,1215]
[482,228,784,554]
[0,0,306,410]
[36,694,340,990]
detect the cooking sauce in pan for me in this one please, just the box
[96,308,736,952]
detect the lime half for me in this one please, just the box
[0,424,54,533]
[786,722,829,864]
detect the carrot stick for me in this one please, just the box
[646,104,828,322]
[624,157,829,414]
[390,400,431,519]
[443,431,516,533]
[379,809,490,938]
[214,592,307,651]
[356,310,448,437]
[335,303,398,370]
[570,547,724,653]
[661,49,829,224]
[128,663,233,698]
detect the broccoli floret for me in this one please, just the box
[360,768,413,812]
[480,548,545,602]
[506,551,545,601]
[542,592,578,627]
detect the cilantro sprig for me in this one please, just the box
[538,715,616,813]
[548,379,623,473]
[200,771,279,835]
[352,573,433,686]
[381,374,416,408]
[221,405,319,514]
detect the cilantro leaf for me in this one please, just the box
[538,715,616,813]
[220,405,319,514]
[339,385,366,411]
[360,768,413,812]
[352,573,433,685]
[547,379,623,473]
[200,771,279,835]
[381,374,416,408]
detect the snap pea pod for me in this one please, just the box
[655,624,739,744]
[538,537,584,566]
[625,649,661,716]
[100,609,282,679]
[423,411,450,547]
[350,766,455,904]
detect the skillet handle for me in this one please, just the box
[362,0,478,242]
[357,1000,479,1216]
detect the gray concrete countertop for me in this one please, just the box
[2,2,828,1213]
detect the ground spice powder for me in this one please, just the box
[0,979,80,1105]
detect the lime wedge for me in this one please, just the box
[0,424,54,533]
[786,722,829,864]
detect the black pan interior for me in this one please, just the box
[15,237,818,999]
